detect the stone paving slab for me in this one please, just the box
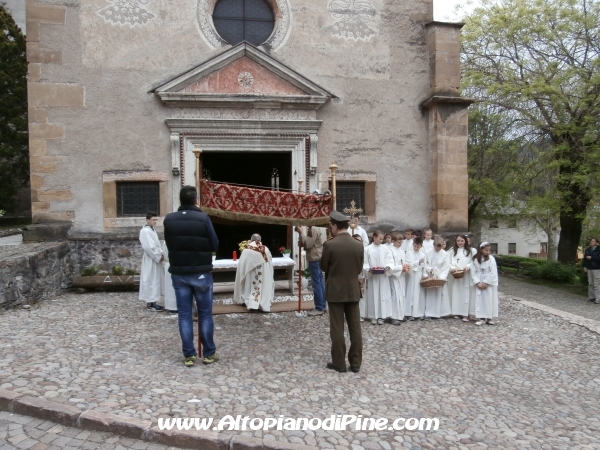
[499,275,600,322]
[0,410,178,450]
[1,291,600,449]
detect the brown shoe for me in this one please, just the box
[307,309,325,316]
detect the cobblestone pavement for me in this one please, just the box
[1,291,600,450]
[499,275,600,321]
[0,410,176,450]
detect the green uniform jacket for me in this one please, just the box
[320,231,364,303]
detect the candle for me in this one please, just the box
[233,251,237,261]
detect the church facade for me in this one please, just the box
[26,0,470,249]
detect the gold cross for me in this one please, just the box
[343,200,363,216]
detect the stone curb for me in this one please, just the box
[0,389,317,450]
[501,292,600,335]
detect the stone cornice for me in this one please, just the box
[420,95,476,109]
[157,93,330,109]
[165,119,323,134]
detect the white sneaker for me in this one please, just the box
[360,317,364,322]
[475,319,486,326]
[377,319,384,325]
[371,319,378,325]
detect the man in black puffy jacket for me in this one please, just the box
[583,238,600,304]
[164,186,219,367]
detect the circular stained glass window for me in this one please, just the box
[213,0,275,46]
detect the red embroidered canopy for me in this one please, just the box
[200,180,332,226]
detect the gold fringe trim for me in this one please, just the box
[201,207,330,226]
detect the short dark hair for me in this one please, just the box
[146,211,158,220]
[180,186,197,206]
[330,219,349,230]
[413,237,423,246]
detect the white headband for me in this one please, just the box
[479,241,489,248]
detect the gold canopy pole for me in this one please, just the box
[329,161,338,211]
[193,145,202,206]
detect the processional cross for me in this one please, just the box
[343,200,363,216]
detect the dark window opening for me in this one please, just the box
[508,243,516,254]
[213,0,275,46]
[117,182,159,218]
[334,182,366,215]
[490,243,498,255]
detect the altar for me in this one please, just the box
[212,256,297,293]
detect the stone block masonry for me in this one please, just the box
[0,241,70,309]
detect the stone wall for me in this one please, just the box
[0,241,70,309]
[67,238,143,276]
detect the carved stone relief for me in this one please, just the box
[169,108,316,121]
[97,0,156,27]
[326,0,378,41]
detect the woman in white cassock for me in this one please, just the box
[416,236,450,319]
[388,232,408,325]
[448,234,477,322]
[404,237,426,320]
[364,231,394,325]
[161,241,177,312]
[139,214,164,311]
[471,242,499,325]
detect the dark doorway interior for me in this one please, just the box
[202,151,292,282]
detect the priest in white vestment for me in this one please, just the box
[471,242,499,325]
[388,233,409,324]
[363,231,394,324]
[416,237,450,319]
[161,241,177,313]
[448,235,477,321]
[234,234,275,312]
[139,213,164,311]
[350,218,369,247]
[404,237,426,319]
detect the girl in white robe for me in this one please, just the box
[404,237,426,320]
[161,241,177,312]
[364,231,394,325]
[448,235,477,321]
[139,216,164,310]
[388,233,408,324]
[417,237,450,319]
[471,242,499,325]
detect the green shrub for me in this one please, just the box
[81,266,99,276]
[530,262,577,284]
[125,268,138,275]
[112,266,124,275]
[496,255,546,266]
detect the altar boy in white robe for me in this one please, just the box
[364,231,394,325]
[416,236,450,319]
[234,234,275,312]
[139,212,164,312]
[471,242,499,325]
[448,234,477,322]
[388,232,409,325]
[404,237,426,320]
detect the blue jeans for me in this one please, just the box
[171,272,216,358]
[309,261,326,311]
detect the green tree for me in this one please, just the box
[467,104,522,227]
[0,4,28,212]
[462,0,600,263]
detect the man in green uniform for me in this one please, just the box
[320,211,365,373]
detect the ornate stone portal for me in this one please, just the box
[153,42,335,209]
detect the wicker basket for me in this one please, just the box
[451,270,466,279]
[420,278,447,289]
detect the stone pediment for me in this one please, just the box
[153,42,335,110]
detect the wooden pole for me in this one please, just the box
[192,144,202,356]
[329,162,338,211]
[297,179,303,312]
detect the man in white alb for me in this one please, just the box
[234,234,275,312]
[139,212,164,312]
